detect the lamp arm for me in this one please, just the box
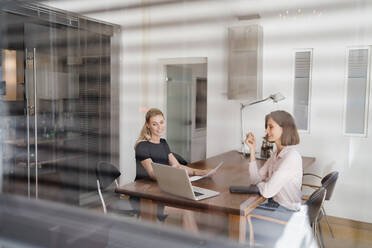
[241,97,270,109]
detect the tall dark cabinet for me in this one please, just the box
[0,2,120,206]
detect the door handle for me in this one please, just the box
[32,47,38,199]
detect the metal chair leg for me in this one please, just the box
[314,221,324,248]
[312,225,317,246]
[317,220,325,248]
[322,206,334,238]
[97,180,107,214]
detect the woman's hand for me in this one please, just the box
[245,132,257,162]
[245,132,256,151]
[170,163,178,168]
[194,168,214,177]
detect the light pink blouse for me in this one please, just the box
[249,146,302,211]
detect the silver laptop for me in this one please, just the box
[152,162,220,201]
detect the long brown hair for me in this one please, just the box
[134,108,164,148]
[265,110,300,146]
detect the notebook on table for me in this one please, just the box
[152,162,220,201]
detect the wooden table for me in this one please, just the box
[116,150,315,243]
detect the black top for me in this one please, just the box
[135,138,171,180]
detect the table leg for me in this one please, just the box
[140,198,157,222]
[228,214,246,243]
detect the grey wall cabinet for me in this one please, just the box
[228,25,263,100]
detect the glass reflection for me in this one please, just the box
[1,3,118,205]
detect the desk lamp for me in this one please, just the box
[240,92,285,155]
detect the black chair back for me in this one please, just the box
[96,161,121,190]
[306,187,326,226]
[173,153,188,165]
[321,171,339,200]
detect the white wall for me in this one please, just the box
[259,2,372,223]
[116,1,242,185]
[45,0,372,223]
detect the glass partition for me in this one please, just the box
[164,61,207,163]
[0,4,119,205]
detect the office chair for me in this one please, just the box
[303,171,339,238]
[306,187,327,248]
[96,161,138,217]
[173,153,188,165]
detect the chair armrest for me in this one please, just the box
[302,195,310,201]
[301,183,321,201]
[303,173,322,179]
[302,183,321,189]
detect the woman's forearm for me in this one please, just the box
[250,148,256,163]
[179,165,196,176]
[248,160,262,184]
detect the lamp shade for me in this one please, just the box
[270,92,285,103]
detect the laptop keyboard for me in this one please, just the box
[193,191,204,197]
[192,186,219,199]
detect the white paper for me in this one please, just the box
[189,161,224,182]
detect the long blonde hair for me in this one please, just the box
[134,108,165,148]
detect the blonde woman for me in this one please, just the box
[135,108,212,180]
[132,108,212,227]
